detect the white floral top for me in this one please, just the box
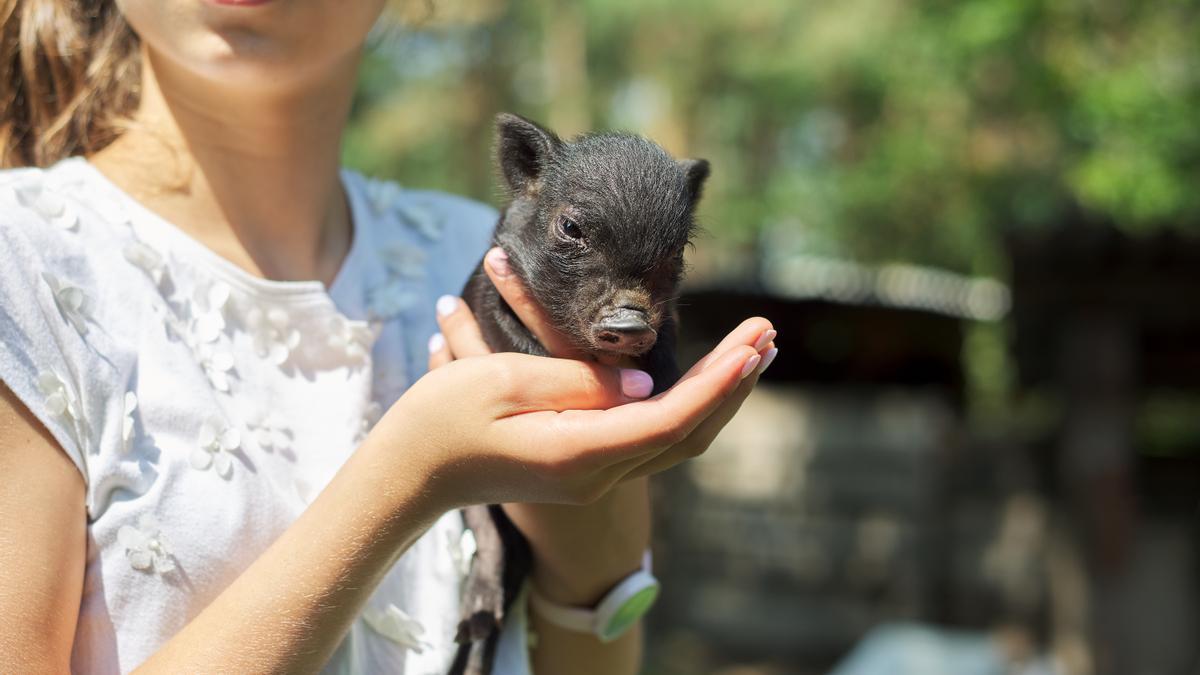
[0,158,531,675]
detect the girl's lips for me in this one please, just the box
[208,0,275,6]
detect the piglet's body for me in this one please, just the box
[450,113,709,675]
[464,112,709,390]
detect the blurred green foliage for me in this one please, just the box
[344,0,1200,277]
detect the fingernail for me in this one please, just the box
[428,332,445,354]
[753,329,777,352]
[740,354,762,380]
[620,369,654,399]
[486,248,511,278]
[757,347,778,375]
[436,295,458,317]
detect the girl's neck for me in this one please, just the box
[89,43,360,286]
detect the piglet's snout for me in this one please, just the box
[592,307,657,354]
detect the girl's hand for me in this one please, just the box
[414,248,776,506]
[379,309,768,509]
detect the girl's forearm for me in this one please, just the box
[134,438,444,673]
[530,612,644,675]
[514,478,651,605]
[507,478,652,675]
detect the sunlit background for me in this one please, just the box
[349,1,1200,673]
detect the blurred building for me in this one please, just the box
[1008,219,1200,675]
[645,223,1200,675]
[648,263,1010,674]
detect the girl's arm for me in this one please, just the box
[0,377,444,673]
[1,318,768,673]
[135,422,444,672]
[0,384,87,673]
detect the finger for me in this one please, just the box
[606,342,777,479]
[488,353,656,415]
[435,295,492,358]
[757,344,779,374]
[681,317,776,381]
[427,332,452,369]
[620,362,762,480]
[482,247,582,358]
[510,345,762,462]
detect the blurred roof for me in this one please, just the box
[762,254,1011,322]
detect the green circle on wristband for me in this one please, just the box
[601,585,660,642]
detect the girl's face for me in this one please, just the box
[116,0,388,92]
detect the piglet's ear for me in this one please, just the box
[679,158,711,204]
[495,113,562,193]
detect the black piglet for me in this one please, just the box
[450,112,709,675]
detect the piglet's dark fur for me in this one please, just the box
[450,113,709,675]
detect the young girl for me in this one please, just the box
[0,2,776,673]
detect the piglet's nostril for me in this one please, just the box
[592,307,657,354]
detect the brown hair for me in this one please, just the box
[0,0,140,168]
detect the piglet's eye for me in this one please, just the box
[558,216,584,240]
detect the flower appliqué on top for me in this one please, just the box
[363,603,431,653]
[326,314,379,363]
[362,175,447,240]
[381,242,427,280]
[14,182,78,231]
[190,279,230,344]
[365,177,404,218]
[117,515,176,575]
[248,412,293,455]
[367,281,421,321]
[178,280,237,392]
[37,370,80,422]
[191,416,241,478]
[122,391,139,454]
[42,271,91,335]
[123,239,168,288]
[398,202,442,241]
[367,242,429,321]
[448,527,478,577]
[244,305,302,366]
[363,176,441,241]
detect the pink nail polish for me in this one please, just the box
[436,295,458,317]
[428,332,445,354]
[757,347,778,375]
[620,369,654,398]
[753,329,777,352]
[740,354,762,379]
[486,248,511,278]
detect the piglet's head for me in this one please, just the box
[493,112,710,360]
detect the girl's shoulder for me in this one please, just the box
[348,170,499,238]
[0,159,147,330]
[0,161,90,247]
[0,158,138,271]
[341,169,500,295]
[0,160,136,488]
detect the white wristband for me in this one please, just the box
[527,550,658,643]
